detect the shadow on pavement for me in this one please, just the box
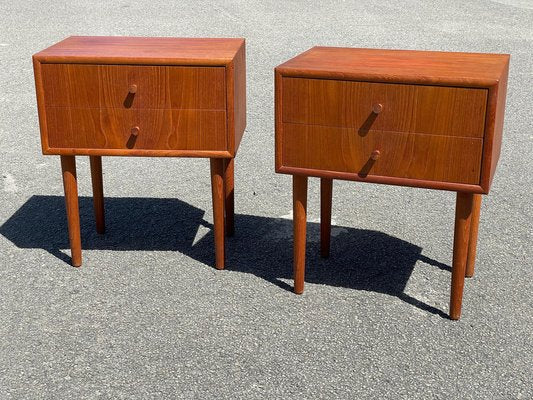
[0,195,450,318]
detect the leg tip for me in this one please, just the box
[71,254,82,267]
[449,310,461,320]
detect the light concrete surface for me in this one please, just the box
[0,1,532,398]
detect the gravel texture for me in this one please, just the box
[0,0,532,398]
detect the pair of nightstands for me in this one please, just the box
[33,37,509,319]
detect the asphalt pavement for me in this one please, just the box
[0,0,532,398]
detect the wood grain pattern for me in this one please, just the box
[232,41,247,153]
[277,47,510,87]
[276,47,508,318]
[61,155,82,267]
[43,148,233,158]
[276,47,509,194]
[210,158,226,270]
[33,58,50,152]
[41,64,226,110]
[466,194,482,278]
[34,36,245,66]
[277,166,485,193]
[35,37,246,159]
[320,178,332,258]
[293,175,308,294]
[282,77,487,137]
[450,192,473,320]
[89,156,105,234]
[46,108,227,151]
[281,123,483,184]
[33,36,246,271]
[480,58,509,192]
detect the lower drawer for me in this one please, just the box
[46,108,227,151]
[280,123,482,184]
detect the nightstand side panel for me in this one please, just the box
[233,42,247,154]
[480,59,509,192]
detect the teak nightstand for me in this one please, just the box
[33,36,246,269]
[275,47,509,319]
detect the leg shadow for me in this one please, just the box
[0,195,449,317]
[0,195,214,267]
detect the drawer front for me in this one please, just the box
[281,123,482,184]
[282,78,487,138]
[46,107,227,151]
[41,64,226,110]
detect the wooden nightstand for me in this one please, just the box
[33,36,246,269]
[275,47,509,319]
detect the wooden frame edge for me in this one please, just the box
[43,148,233,158]
[275,67,500,88]
[32,57,49,154]
[277,166,486,194]
[274,69,283,172]
[225,58,236,157]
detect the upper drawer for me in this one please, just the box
[281,77,487,138]
[41,64,226,110]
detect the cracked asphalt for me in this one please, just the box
[0,0,532,398]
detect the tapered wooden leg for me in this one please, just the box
[465,194,482,278]
[320,178,333,258]
[449,192,474,320]
[223,158,235,237]
[293,175,308,294]
[210,158,225,269]
[60,156,82,267]
[89,156,105,234]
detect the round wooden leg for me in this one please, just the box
[293,175,308,294]
[210,158,225,270]
[61,155,82,267]
[449,192,473,320]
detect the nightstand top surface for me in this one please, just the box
[276,47,509,86]
[33,36,245,66]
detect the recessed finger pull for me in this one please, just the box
[371,150,380,160]
[131,126,140,136]
[128,84,137,94]
[372,103,383,114]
